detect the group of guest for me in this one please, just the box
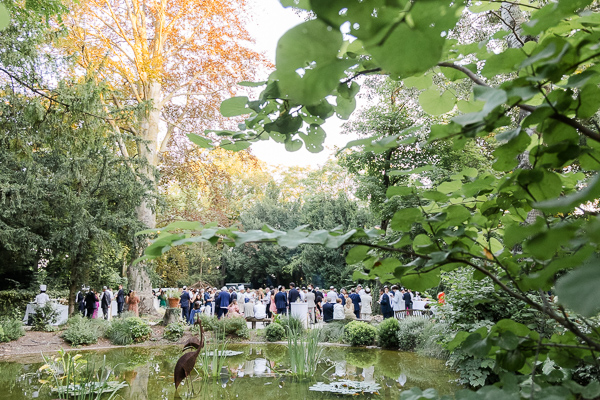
[378,285,421,319]
[75,284,136,319]
[320,285,373,323]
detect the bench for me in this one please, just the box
[246,317,270,329]
[395,309,433,319]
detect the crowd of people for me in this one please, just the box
[156,282,427,325]
[75,284,140,319]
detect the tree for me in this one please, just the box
[63,0,265,311]
[142,1,600,398]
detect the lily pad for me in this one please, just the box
[202,350,244,357]
[309,380,381,395]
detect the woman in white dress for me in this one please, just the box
[359,288,372,320]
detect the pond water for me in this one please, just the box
[0,344,460,399]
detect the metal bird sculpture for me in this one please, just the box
[174,320,204,392]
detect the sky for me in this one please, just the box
[242,0,359,169]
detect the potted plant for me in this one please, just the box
[165,289,180,308]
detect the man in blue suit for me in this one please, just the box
[218,286,231,319]
[349,288,361,319]
[180,286,191,322]
[275,286,288,315]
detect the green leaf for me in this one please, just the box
[582,382,600,400]
[386,186,414,198]
[187,133,214,149]
[276,20,353,105]
[481,49,527,78]
[221,140,251,151]
[403,74,433,89]
[461,331,492,358]
[280,0,311,9]
[220,96,249,117]
[419,89,456,115]
[391,208,423,231]
[284,137,303,152]
[555,255,600,317]
[238,81,267,87]
[535,174,600,213]
[299,124,326,153]
[388,165,433,176]
[346,245,370,264]
[399,269,441,292]
[0,5,9,30]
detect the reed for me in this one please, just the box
[197,327,229,379]
[39,349,127,400]
[286,328,323,379]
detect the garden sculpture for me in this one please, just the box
[174,320,204,391]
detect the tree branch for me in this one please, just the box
[437,62,600,143]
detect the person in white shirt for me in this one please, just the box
[327,286,337,303]
[357,284,366,296]
[244,298,255,318]
[299,287,307,302]
[253,301,267,319]
[391,285,404,317]
[237,286,246,304]
[333,297,345,320]
[35,285,50,306]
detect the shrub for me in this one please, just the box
[165,289,180,299]
[343,321,377,346]
[277,315,304,335]
[415,322,449,359]
[319,321,346,343]
[265,323,285,342]
[377,317,400,349]
[164,322,186,341]
[194,314,217,332]
[31,303,60,331]
[0,317,25,342]
[396,317,429,351]
[214,316,249,340]
[62,315,106,345]
[106,317,152,345]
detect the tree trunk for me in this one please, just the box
[128,81,162,316]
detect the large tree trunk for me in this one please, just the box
[128,81,162,315]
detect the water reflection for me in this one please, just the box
[0,344,459,400]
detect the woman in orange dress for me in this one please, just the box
[127,290,140,317]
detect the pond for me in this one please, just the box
[0,344,460,399]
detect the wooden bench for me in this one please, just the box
[246,317,270,329]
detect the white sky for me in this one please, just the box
[243,0,358,169]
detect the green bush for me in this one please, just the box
[0,317,25,342]
[276,315,304,335]
[194,314,217,332]
[343,321,377,346]
[377,317,400,349]
[62,315,107,345]
[265,323,285,342]
[106,317,152,345]
[164,322,186,341]
[396,317,430,351]
[214,317,249,340]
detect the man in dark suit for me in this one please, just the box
[77,285,86,317]
[322,298,334,322]
[349,288,361,319]
[180,286,191,322]
[84,288,97,319]
[380,287,393,319]
[275,286,288,315]
[338,288,347,306]
[403,288,413,313]
[101,286,112,320]
[218,286,231,319]
[288,282,300,306]
[229,287,237,302]
[116,285,125,316]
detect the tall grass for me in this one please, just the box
[287,328,323,379]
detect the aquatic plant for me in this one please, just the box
[214,316,249,340]
[39,349,127,400]
[309,380,381,395]
[277,315,304,334]
[197,339,229,379]
[287,328,323,379]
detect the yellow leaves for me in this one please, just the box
[483,247,494,261]
[38,364,50,372]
